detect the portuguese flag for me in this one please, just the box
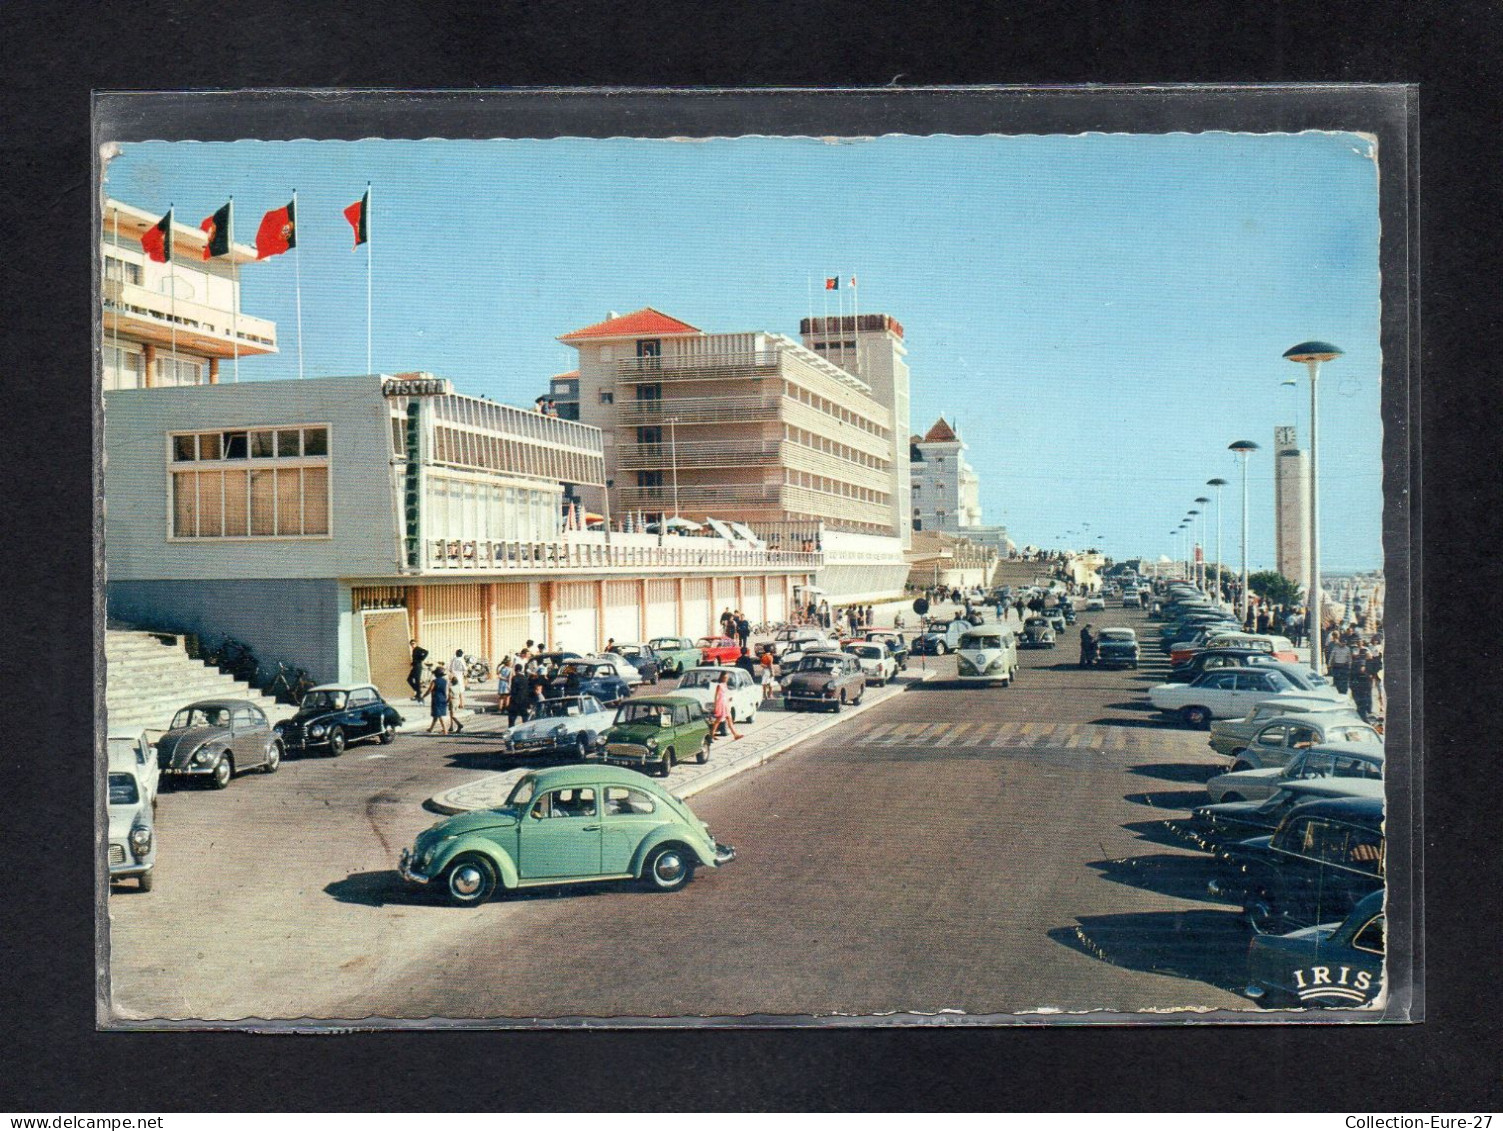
[343,190,369,248]
[141,209,173,263]
[200,202,231,260]
[255,199,296,259]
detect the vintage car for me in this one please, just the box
[1207,699,1360,758]
[1083,595,1106,611]
[1148,667,1345,728]
[862,630,910,670]
[954,625,1019,686]
[107,763,156,891]
[671,665,762,723]
[589,650,645,686]
[696,635,744,666]
[600,695,714,776]
[603,643,662,684]
[1189,778,1385,850]
[1170,631,1297,666]
[844,641,899,685]
[1208,795,1384,935]
[501,695,614,759]
[275,683,404,756]
[1020,616,1056,649]
[759,626,833,661]
[1093,627,1140,669]
[910,619,967,656]
[547,660,632,707]
[1244,888,1385,1008]
[397,764,736,905]
[783,651,865,711]
[157,699,282,788]
[1166,647,1285,683]
[1215,710,1379,770]
[108,727,159,808]
[532,651,584,678]
[646,636,701,676]
[1205,743,1384,804]
[1043,606,1069,632]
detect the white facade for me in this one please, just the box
[909,420,984,535]
[1274,424,1311,586]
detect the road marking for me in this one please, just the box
[365,754,389,759]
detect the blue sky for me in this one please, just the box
[106,133,1384,569]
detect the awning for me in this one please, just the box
[705,517,738,542]
[727,520,764,546]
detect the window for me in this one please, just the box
[604,786,657,816]
[1257,725,1287,747]
[170,425,331,539]
[108,773,140,807]
[638,470,663,488]
[157,352,205,387]
[103,343,146,388]
[531,787,597,819]
[231,708,256,730]
[104,255,142,285]
[600,391,614,404]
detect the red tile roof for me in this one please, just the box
[922,417,958,443]
[558,308,702,342]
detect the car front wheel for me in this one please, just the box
[442,854,498,906]
[697,736,711,764]
[263,740,282,774]
[657,749,675,777]
[138,870,154,892]
[1180,706,1212,728]
[935,643,948,655]
[209,754,233,790]
[379,721,397,744]
[328,727,346,756]
[642,844,695,893]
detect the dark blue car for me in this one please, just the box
[1244,888,1384,1008]
[547,660,631,707]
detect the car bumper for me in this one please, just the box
[603,743,662,767]
[784,692,836,704]
[504,738,585,757]
[713,842,737,866]
[397,848,431,885]
[1096,652,1139,666]
[162,762,218,777]
[107,845,153,878]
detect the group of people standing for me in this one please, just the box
[718,608,753,650]
[406,640,470,735]
[1325,629,1384,723]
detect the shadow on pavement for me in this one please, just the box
[1121,818,1202,850]
[325,870,442,908]
[1086,852,1225,902]
[1129,762,1221,783]
[1048,909,1252,996]
[1106,700,1158,712]
[1124,788,1209,809]
[1088,716,1174,730]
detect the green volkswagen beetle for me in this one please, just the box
[647,636,702,677]
[601,695,713,777]
[398,764,736,905]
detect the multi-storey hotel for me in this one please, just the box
[561,308,908,540]
[101,198,278,390]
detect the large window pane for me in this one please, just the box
[276,467,302,535]
[198,431,221,460]
[198,470,225,537]
[223,431,248,459]
[173,435,196,461]
[276,429,301,458]
[303,427,328,456]
[302,466,329,534]
[250,430,275,458]
[173,472,198,536]
[222,469,249,536]
[250,469,276,535]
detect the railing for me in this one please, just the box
[102,279,278,351]
[617,394,783,425]
[423,538,822,572]
[614,439,783,469]
[615,485,783,509]
[615,350,783,381]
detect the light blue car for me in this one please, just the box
[501,695,614,760]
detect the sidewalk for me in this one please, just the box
[427,666,937,814]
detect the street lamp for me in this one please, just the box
[1207,478,1227,604]
[1194,497,1210,592]
[1229,440,1260,624]
[1284,341,1343,674]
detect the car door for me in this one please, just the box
[517,786,603,879]
[600,784,664,874]
[1192,671,1238,714]
[344,687,377,738]
[231,707,268,768]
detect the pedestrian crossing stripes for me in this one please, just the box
[845,720,1185,752]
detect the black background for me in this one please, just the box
[2,0,1498,1112]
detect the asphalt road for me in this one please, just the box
[107,601,1254,1023]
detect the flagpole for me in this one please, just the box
[850,273,860,378]
[365,182,373,376]
[230,197,240,383]
[293,189,304,380]
[821,276,829,340]
[168,205,177,382]
[806,275,814,343]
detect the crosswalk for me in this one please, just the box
[845,719,1185,752]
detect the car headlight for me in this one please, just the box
[192,747,211,765]
[645,737,658,749]
[129,826,152,853]
[311,725,327,737]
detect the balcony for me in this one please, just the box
[615,438,783,471]
[614,350,782,383]
[103,279,278,358]
[615,484,783,511]
[617,393,782,426]
[422,537,821,574]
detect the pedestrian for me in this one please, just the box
[736,647,760,679]
[1365,643,1385,723]
[1256,607,1272,635]
[1327,634,1354,696]
[495,655,513,716]
[446,653,467,733]
[865,604,874,628]
[1350,643,1374,721]
[407,639,429,701]
[735,613,751,651]
[426,666,450,734]
[759,648,777,701]
[720,607,734,635]
[710,671,742,741]
[1079,623,1097,669]
[508,663,532,727]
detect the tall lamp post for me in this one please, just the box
[1207,478,1227,604]
[1194,497,1210,592]
[1283,341,1342,675]
[1228,440,1260,624]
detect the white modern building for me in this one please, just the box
[908,417,1010,552]
[1274,424,1311,586]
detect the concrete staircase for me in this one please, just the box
[105,629,298,738]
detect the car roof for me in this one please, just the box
[1286,795,1385,820]
[1282,778,1385,800]
[621,695,700,707]
[522,763,678,791]
[183,699,259,710]
[307,683,378,694]
[1303,740,1383,755]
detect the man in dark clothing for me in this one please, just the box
[507,665,533,727]
[736,648,760,679]
[735,615,751,651]
[1350,645,1374,721]
[408,640,429,701]
[1079,624,1097,668]
[1256,608,1272,635]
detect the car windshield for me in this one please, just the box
[850,645,883,659]
[678,670,719,689]
[798,656,841,673]
[108,772,140,807]
[537,698,589,718]
[170,706,229,730]
[615,646,643,659]
[616,701,675,725]
[1099,630,1135,642]
[648,639,681,651]
[695,638,725,648]
[504,776,536,808]
[958,634,999,649]
[300,690,348,710]
[1330,726,1380,744]
[557,663,603,679]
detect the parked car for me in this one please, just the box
[1083,596,1106,611]
[646,636,701,677]
[954,625,1019,686]
[158,699,282,788]
[1169,631,1297,666]
[532,651,585,678]
[1149,667,1345,727]
[1189,778,1384,851]
[107,763,156,891]
[275,683,405,756]
[672,665,762,723]
[589,650,645,686]
[108,727,159,808]
[501,695,614,760]
[1093,627,1140,669]
[1206,743,1384,804]
[1208,699,1365,759]
[911,619,966,656]
[604,643,662,685]
[1244,889,1385,1008]
[397,764,736,904]
[845,641,899,685]
[548,660,632,706]
[696,636,743,666]
[783,652,866,711]
[1208,795,1384,935]
[600,695,713,776]
[760,626,833,661]
[863,630,910,670]
[1218,715,1383,772]
[1043,607,1068,632]
[1121,592,1140,608]
[1167,647,1286,683]
[1020,616,1056,649]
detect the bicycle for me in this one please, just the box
[268,662,315,704]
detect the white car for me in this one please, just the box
[844,642,898,685]
[589,651,644,686]
[107,763,156,892]
[1148,667,1345,727]
[108,728,159,808]
[954,624,1019,686]
[671,665,761,724]
[1205,743,1384,804]
[1083,596,1106,611]
[502,694,616,758]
